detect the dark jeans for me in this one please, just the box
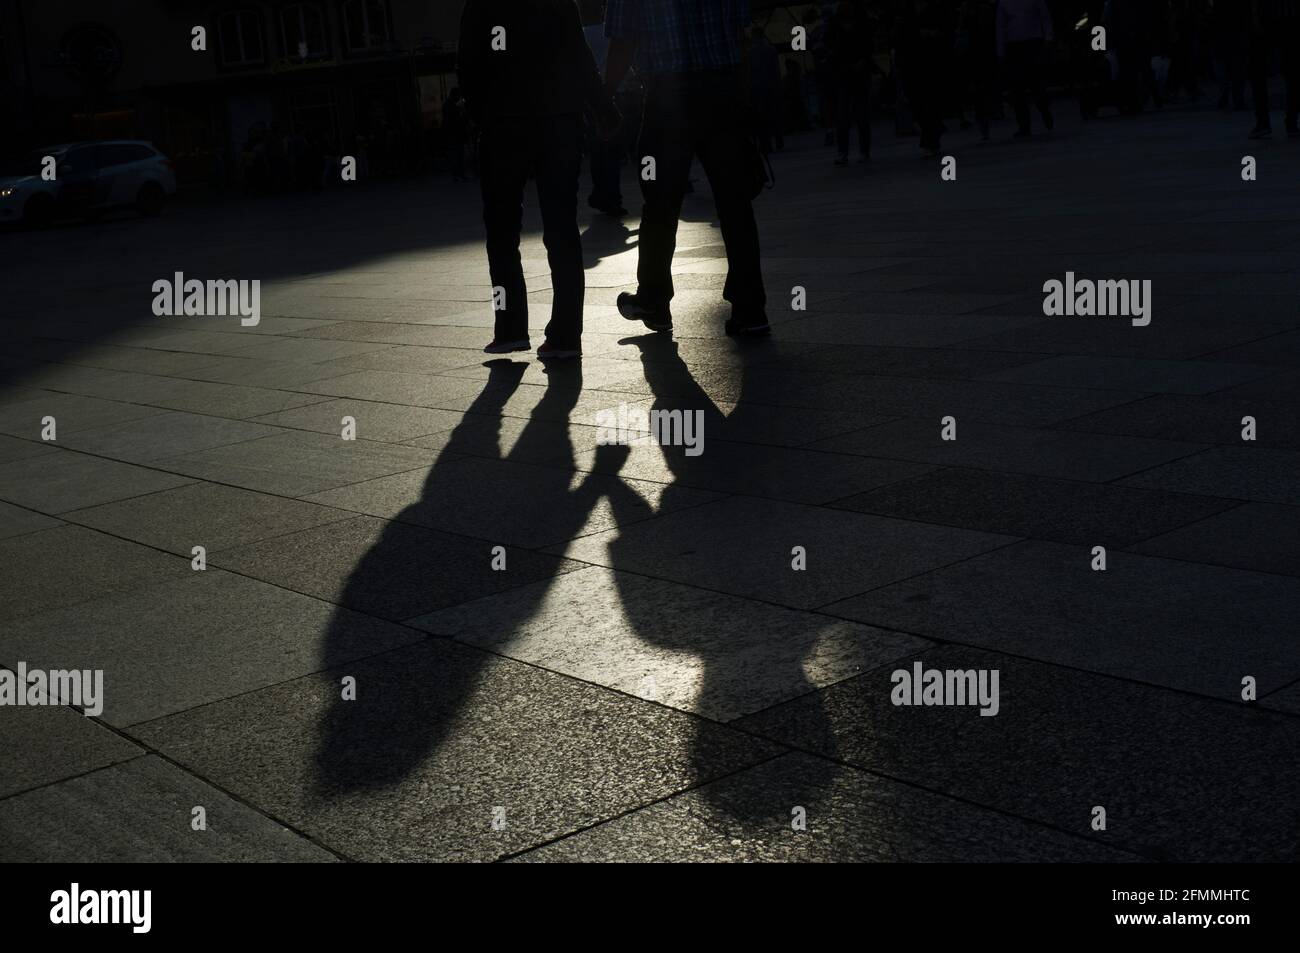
[636,69,766,312]
[1004,38,1052,131]
[1249,20,1300,128]
[834,71,871,158]
[479,113,584,348]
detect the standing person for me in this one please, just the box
[810,7,838,144]
[1165,0,1204,103]
[997,0,1055,137]
[901,0,955,156]
[458,0,620,360]
[603,0,771,337]
[1247,0,1300,138]
[1211,0,1249,111]
[829,1,875,164]
[1110,0,1163,114]
[960,0,999,137]
[582,0,628,215]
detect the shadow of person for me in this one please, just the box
[580,215,638,267]
[596,331,843,824]
[312,357,614,796]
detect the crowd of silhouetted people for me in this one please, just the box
[739,0,1300,162]
[434,0,1300,187]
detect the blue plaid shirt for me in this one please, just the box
[605,0,751,76]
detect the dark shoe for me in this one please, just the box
[1013,127,1031,139]
[1288,124,1300,140]
[537,341,581,360]
[725,310,771,337]
[589,197,628,216]
[617,292,673,332]
[1249,124,1272,139]
[483,338,530,354]
[833,154,849,166]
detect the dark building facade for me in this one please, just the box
[0,0,467,185]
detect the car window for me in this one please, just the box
[99,144,146,167]
[58,146,98,173]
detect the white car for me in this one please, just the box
[0,140,178,227]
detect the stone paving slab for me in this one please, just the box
[1055,393,1300,450]
[132,640,782,862]
[0,500,63,540]
[825,539,1300,699]
[0,705,143,799]
[575,440,934,505]
[158,430,432,497]
[1,528,182,627]
[1204,328,1300,365]
[0,450,194,513]
[809,417,1204,482]
[0,393,170,439]
[736,647,1300,862]
[1131,502,1300,578]
[412,565,929,721]
[557,496,1017,610]
[777,343,1049,381]
[0,756,337,862]
[832,467,1239,547]
[211,514,584,620]
[0,435,56,465]
[58,410,282,463]
[65,481,356,555]
[1120,446,1300,505]
[953,315,1297,361]
[3,569,423,726]
[403,416,615,466]
[978,354,1276,395]
[182,356,365,389]
[304,454,722,550]
[250,397,464,443]
[57,367,331,419]
[1263,681,1300,716]
[518,752,1143,863]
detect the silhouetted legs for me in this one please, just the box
[834,73,871,160]
[1004,39,1052,135]
[479,114,585,348]
[634,70,766,315]
[1249,19,1300,134]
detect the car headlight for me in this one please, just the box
[0,188,14,198]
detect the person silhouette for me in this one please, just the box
[602,0,771,337]
[458,0,621,360]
